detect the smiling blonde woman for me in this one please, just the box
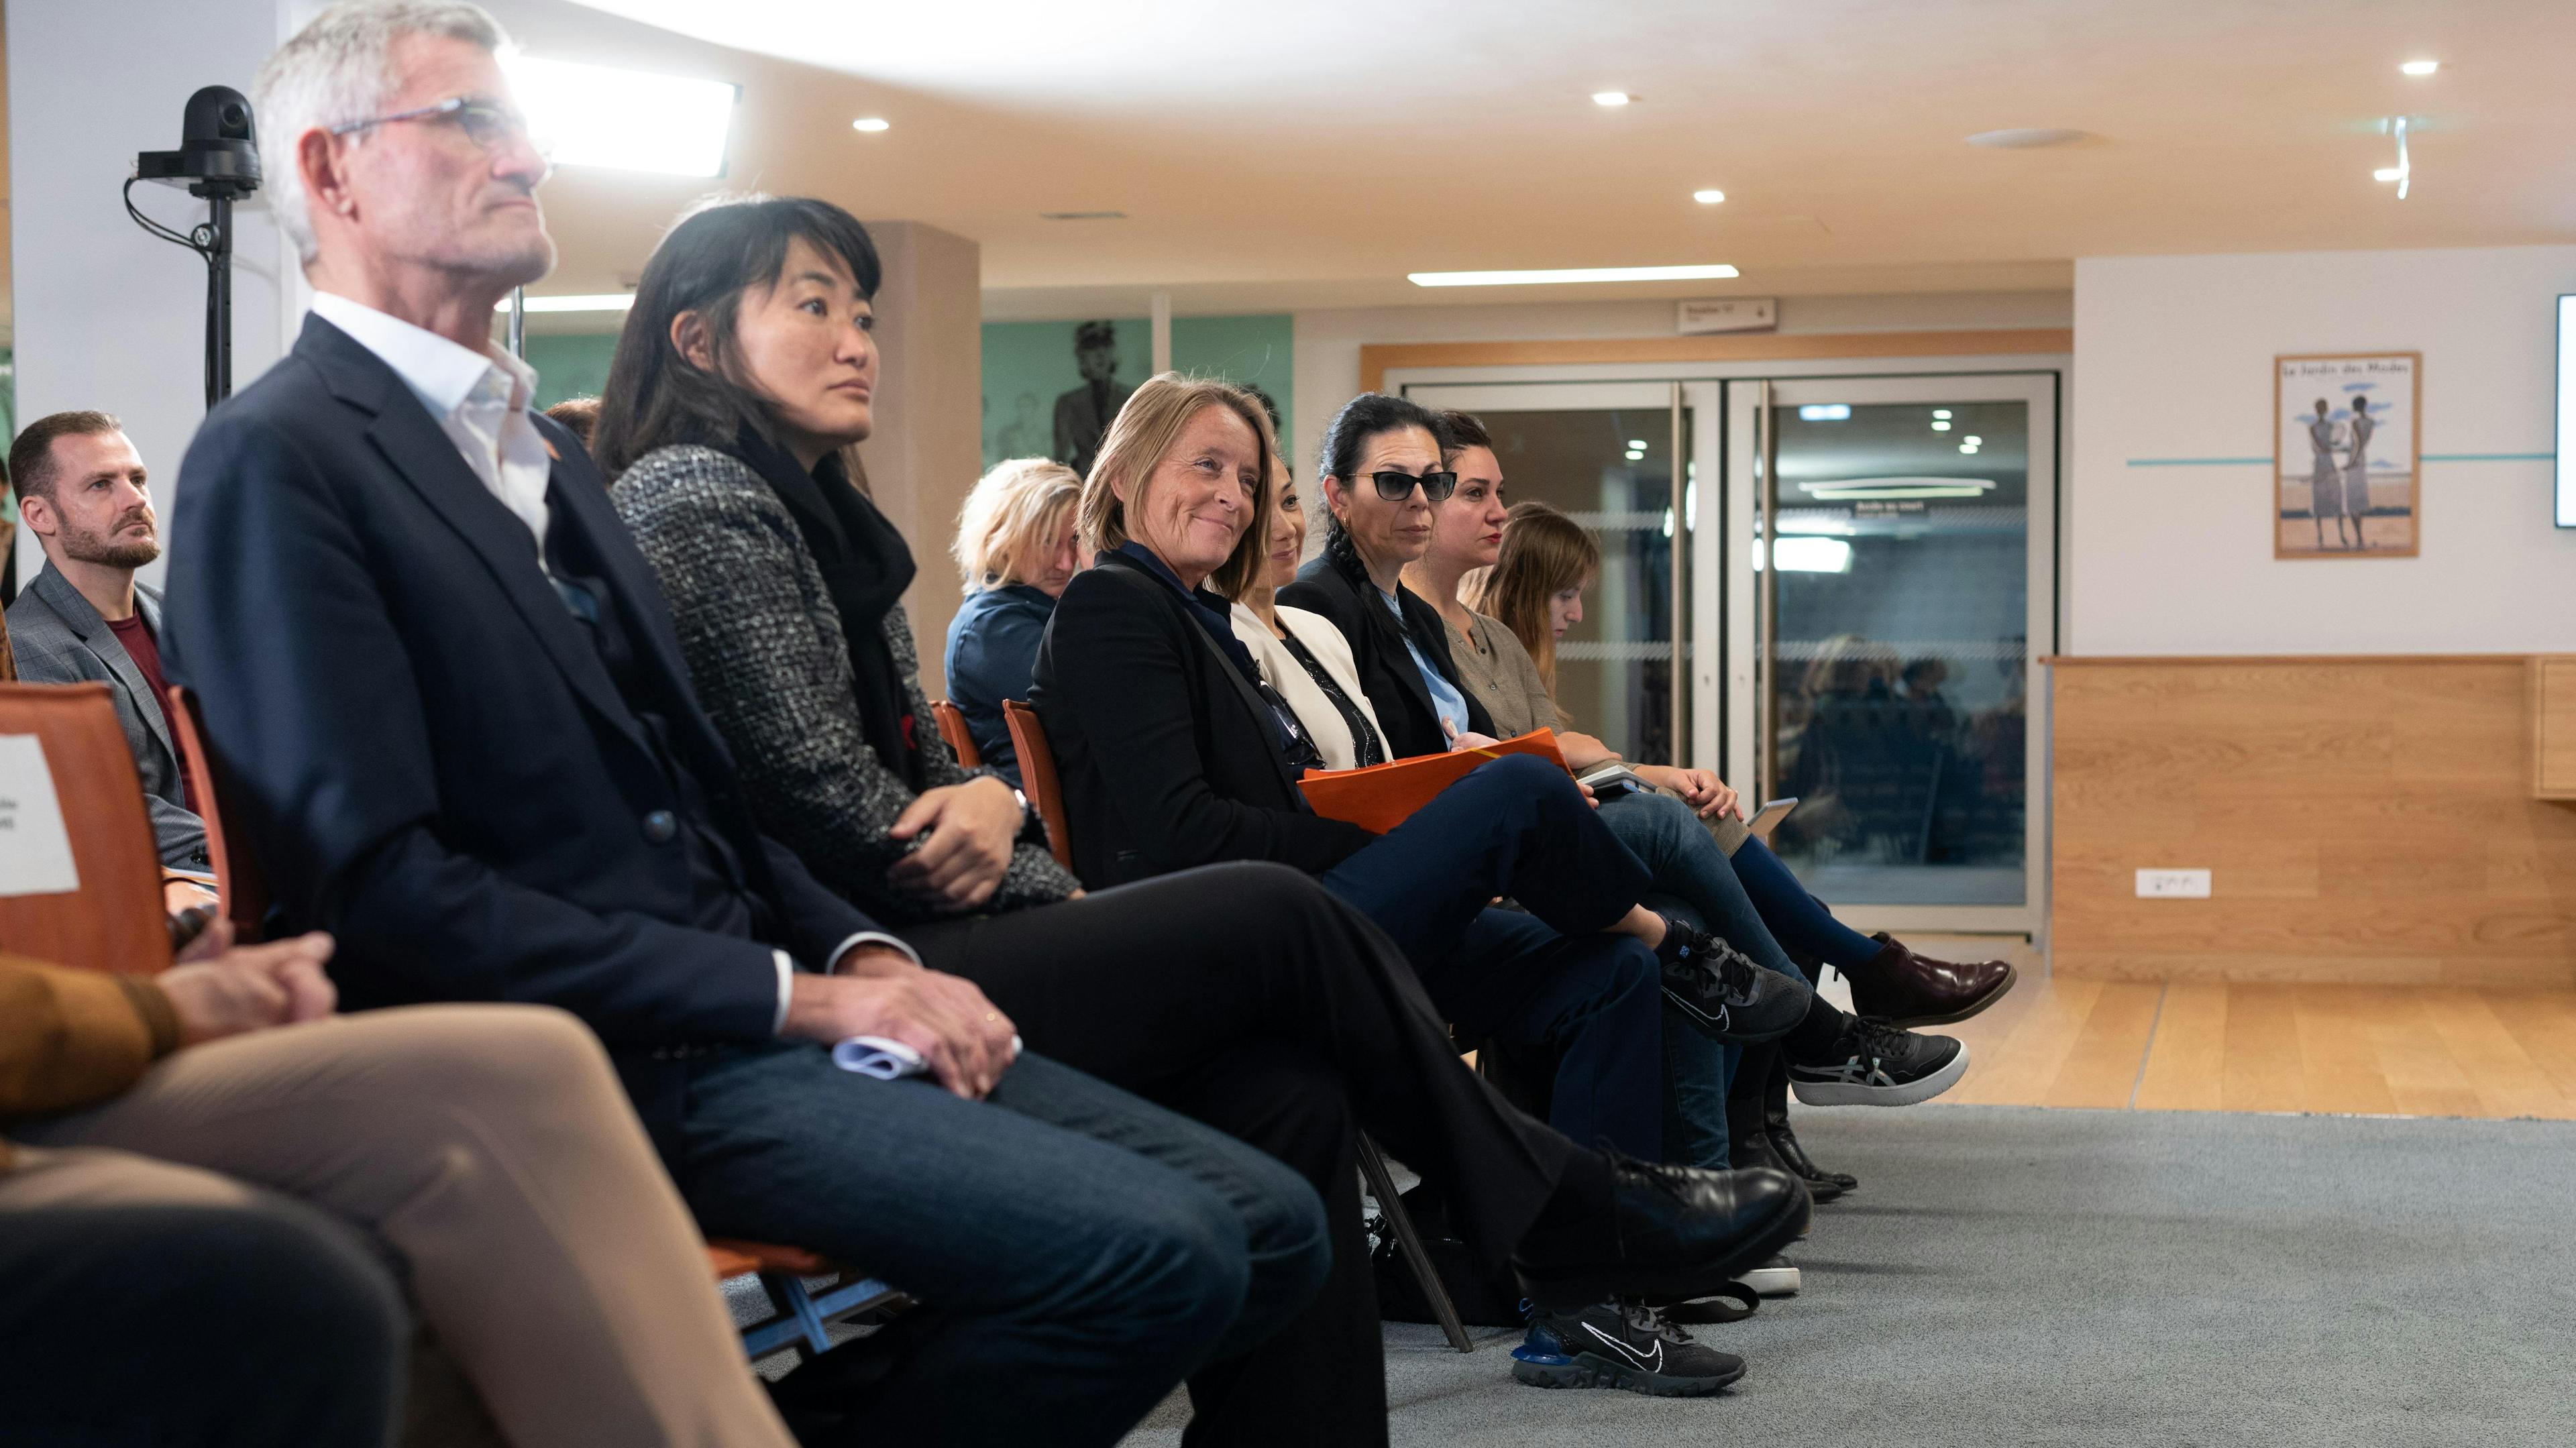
[945,457,1084,784]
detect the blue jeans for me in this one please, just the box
[1597,788,1812,1170]
[1319,753,1664,1159]
[1729,835,1885,970]
[669,1044,1330,1448]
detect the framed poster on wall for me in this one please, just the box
[2275,351,2420,559]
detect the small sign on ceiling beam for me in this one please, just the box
[1677,297,1777,335]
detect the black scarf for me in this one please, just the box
[726,427,924,789]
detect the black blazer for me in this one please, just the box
[1277,552,1495,759]
[163,316,875,1131]
[1030,551,1373,889]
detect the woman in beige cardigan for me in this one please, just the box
[1230,459,1394,772]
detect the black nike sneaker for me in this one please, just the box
[1659,928,1811,1044]
[1788,1018,1969,1106]
[1511,1300,1746,1396]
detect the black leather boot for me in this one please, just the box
[1765,1052,1858,1195]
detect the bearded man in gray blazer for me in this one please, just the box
[5,410,209,872]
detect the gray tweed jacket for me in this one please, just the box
[611,444,1079,925]
[5,564,209,869]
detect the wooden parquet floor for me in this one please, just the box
[1890,938,2576,1119]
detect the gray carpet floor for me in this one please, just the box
[1122,1105,2576,1446]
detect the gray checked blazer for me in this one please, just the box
[5,564,210,869]
[611,444,1080,926]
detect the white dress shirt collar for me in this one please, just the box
[309,290,554,551]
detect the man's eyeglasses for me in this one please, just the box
[331,96,552,160]
[1354,469,1458,503]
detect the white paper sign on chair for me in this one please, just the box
[0,734,82,897]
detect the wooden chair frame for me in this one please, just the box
[930,700,981,769]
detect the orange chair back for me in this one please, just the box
[1001,700,1073,871]
[166,687,273,944]
[0,683,170,973]
[931,700,980,769]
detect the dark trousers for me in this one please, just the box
[667,1045,1329,1448]
[1317,754,1664,1160]
[1731,835,1883,968]
[913,862,1576,1448]
[0,1176,406,1447]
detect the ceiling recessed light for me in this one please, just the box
[1591,91,1633,107]
[1965,127,2089,149]
[1931,408,1952,419]
[1409,263,1737,287]
[2400,59,2439,76]
[1798,404,1851,421]
[851,116,890,132]
[1693,188,1725,205]
[2373,166,2404,182]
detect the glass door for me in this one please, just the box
[1399,382,1690,766]
[1723,374,2055,933]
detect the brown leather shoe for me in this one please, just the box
[1843,934,2017,1027]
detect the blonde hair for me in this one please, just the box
[1079,373,1276,600]
[1472,500,1600,693]
[953,457,1081,592]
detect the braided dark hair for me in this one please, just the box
[1313,392,1450,577]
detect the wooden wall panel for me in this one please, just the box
[2050,656,2576,987]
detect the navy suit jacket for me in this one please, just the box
[164,315,875,1120]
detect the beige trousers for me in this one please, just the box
[13,1004,794,1448]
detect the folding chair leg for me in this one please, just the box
[1356,1133,1472,1353]
[759,1271,837,1359]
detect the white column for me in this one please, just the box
[6,0,307,590]
[1150,290,1172,376]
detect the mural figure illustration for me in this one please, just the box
[2306,398,2353,550]
[2341,394,2375,542]
[1051,320,1134,478]
[991,392,1046,461]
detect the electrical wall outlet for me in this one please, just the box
[2135,869,2212,899]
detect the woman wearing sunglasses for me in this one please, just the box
[1275,395,1497,759]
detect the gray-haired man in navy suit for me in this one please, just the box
[160,5,1326,1444]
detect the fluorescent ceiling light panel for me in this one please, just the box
[2400,59,2439,76]
[493,292,635,313]
[1797,404,1851,421]
[1409,264,1737,287]
[1592,91,1633,107]
[1693,188,1725,205]
[851,116,890,131]
[1799,477,1995,501]
[1750,537,1854,572]
[506,54,735,176]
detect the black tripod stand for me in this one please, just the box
[129,85,262,409]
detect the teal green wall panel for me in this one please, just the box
[979,315,1293,473]
[523,332,620,410]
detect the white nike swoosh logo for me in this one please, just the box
[1581,1321,1662,1374]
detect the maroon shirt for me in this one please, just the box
[106,612,199,817]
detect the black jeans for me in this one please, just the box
[667,1045,1329,1448]
[0,1178,407,1447]
[913,862,1576,1448]
[1320,754,1665,1158]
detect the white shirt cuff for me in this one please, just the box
[770,934,925,1036]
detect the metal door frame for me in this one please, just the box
[1723,372,2057,936]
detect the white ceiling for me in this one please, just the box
[510,0,2576,317]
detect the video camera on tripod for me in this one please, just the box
[128,85,261,408]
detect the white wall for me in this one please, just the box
[6,0,305,590]
[2070,247,2576,656]
[1289,290,2072,464]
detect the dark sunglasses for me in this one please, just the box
[1354,469,1458,503]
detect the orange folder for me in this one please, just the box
[1297,728,1568,834]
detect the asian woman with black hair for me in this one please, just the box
[600,195,1811,1419]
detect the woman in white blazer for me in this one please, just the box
[1230,466,1392,771]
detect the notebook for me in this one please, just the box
[1296,728,1569,834]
